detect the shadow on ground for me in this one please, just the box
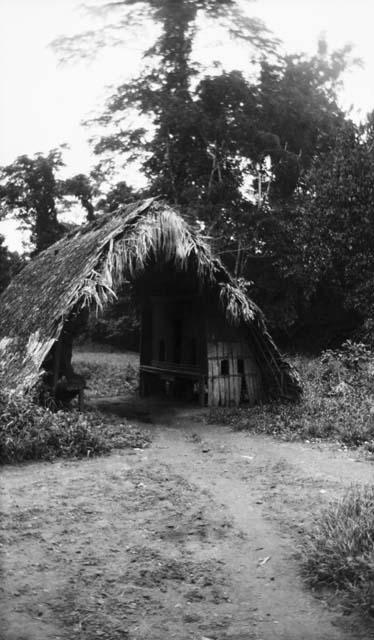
[90,394,208,425]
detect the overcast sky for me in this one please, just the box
[1,0,374,250]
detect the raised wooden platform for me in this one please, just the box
[140,361,206,405]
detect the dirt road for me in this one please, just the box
[1,405,373,640]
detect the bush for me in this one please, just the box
[85,291,140,350]
[73,354,139,398]
[209,341,374,450]
[0,392,108,463]
[0,391,150,464]
[301,485,374,616]
[320,340,373,391]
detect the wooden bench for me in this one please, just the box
[140,361,206,405]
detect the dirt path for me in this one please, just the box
[1,406,373,640]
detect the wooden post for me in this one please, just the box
[78,388,84,411]
[198,375,205,407]
[52,339,62,396]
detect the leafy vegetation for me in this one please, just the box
[267,118,374,341]
[0,0,373,350]
[0,391,149,464]
[0,1,371,347]
[73,348,139,397]
[209,341,374,451]
[0,234,23,294]
[0,150,67,253]
[84,290,140,351]
[0,150,99,255]
[89,1,351,242]
[301,485,374,616]
[48,0,370,345]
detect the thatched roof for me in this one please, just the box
[0,198,302,399]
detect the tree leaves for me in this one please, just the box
[0,151,66,254]
[0,151,98,254]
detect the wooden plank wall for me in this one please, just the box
[207,341,262,407]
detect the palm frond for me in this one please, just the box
[0,198,302,399]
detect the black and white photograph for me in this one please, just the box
[0,1,374,638]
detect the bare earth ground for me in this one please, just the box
[1,352,374,639]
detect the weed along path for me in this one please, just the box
[1,406,373,640]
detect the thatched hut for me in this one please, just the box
[0,198,302,406]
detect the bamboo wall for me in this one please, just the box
[207,340,262,407]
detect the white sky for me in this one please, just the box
[1,0,374,250]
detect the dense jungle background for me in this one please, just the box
[1,0,373,352]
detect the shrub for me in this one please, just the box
[301,485,374,616]
[0,391,150,464]
[0,392,109,463]
[208,342,374,450]
[85,290,140,350]
[99,420,151,450]
[73,357,139,398]
[320,340,373,391]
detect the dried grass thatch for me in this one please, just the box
[0,198,302,399]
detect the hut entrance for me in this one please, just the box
[139,295,206,405]
[134,255,264,408]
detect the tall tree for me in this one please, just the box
[96,180,136,212]
[294,118,374,321]
[81,0,280,249]
[0,150,65,253]
[62,173,96,222]
[257,41,356,200]
[251,116,374,342]
[53,1,275,64]
[54,2,359,342]
[0,235,23,294]
[0,151,99,253]
[87,6,352,240]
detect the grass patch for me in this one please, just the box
[209,341,374,451]
[0,391,150,464]
[73,348,139,398]
[99,419,150,450]
[301,485,374,616]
